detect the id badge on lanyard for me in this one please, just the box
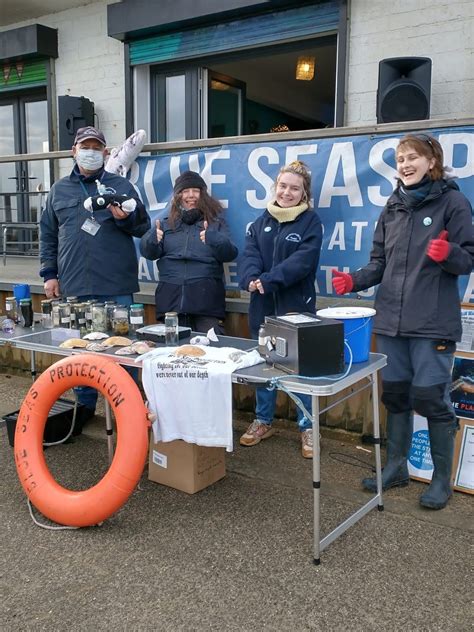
[80,179,101,236]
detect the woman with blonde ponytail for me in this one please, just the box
[239,161,323,458]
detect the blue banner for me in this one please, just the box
[130,126,474,303]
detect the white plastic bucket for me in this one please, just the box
[316,307,376,363]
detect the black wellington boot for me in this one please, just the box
[363,411,413,492]
[420,420,457,510]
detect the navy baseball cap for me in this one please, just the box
[74,126,106,146]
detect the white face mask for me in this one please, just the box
[75,148,104,171]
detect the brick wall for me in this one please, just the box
[346,0,474,125]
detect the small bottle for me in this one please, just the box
[41,299,53,329]
[20,298,34,328]
[84,300,95,332]
[112,304,129,335]
[51,300,61,328]
[66,296,78,328]
[165,312,179,346]
[258,324,267,357]
[129,303,145,335]
[58,302,71,328]
[5,296,18,323]
[104,301,116,331]
[75,302,87,335]
[92,303,107,332]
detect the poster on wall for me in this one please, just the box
[450,356,474,419]
[453,419,474,494]
[130,126,474,302]
[408,414,433,483]
[457,308,474,352]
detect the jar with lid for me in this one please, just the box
[41,299,53,329]
[51,300,61,328]
[104,301,116,331]
[112,305,129,335]
[84,300,96,332]
[164,311,179,346]
[20,298,34,328]
[91,303,107,332]
[75,302,87,335]
[258,324,268,357]
[5,296,18,323]
[129,304,144,335]
[66,296,78,327]
[58,302,71,328]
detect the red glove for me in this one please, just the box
[427,230,450,263]
[332,269,354,295]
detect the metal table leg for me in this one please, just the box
[104,399,115,465]
[318,370,384,557]
[3,225,8,266]
[371,373,384,510]
[30,350,37,382]
[312,394,321,565]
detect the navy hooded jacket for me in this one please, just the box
[239,208,323,334]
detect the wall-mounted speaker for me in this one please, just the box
[377,57,432,124]
[58,95,95,150]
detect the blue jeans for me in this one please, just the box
[75,294,138,410]
[255,386,312,431]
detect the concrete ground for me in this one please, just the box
[0,372,471,632]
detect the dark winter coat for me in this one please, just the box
[239,208,323,334]
[40,166,150,296]
[139,216,238,319]
[351,179,474,341]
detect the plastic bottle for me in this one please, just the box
[258,324,267,357]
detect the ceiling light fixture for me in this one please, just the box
[296,56,315,81]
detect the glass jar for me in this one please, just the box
[20,298,34,328]
[165,311,179,346]
[58,302,71,328]
[112,305,129,335]
[258,324,268,357]
[84,300,95,332]
[66,296,78,327]
[129,303,144,335]
[51,300,61,328]
[5,296,18,323]
[41,299,53,329]
[104,301,116,331]
[75,302,87,335]
[91,303,107,332]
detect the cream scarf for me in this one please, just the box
[266,201,309,223]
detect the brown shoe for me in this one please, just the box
[301,429,313,459]
[240,420,274,446]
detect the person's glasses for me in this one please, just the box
[414,133,435,148]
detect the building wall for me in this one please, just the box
[346,0,474,125]
[0,0,126,149]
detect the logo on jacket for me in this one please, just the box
[285,233,302,242]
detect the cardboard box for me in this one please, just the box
[148,439,225,494]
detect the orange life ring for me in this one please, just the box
[14,354,149,527]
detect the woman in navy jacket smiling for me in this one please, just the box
[140,171,238,334]
[239,161,323,458]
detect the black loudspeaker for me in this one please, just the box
[377,57,432,124]
[58,95,95,150]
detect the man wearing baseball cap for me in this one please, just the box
[39,125,150,428]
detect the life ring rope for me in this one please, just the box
[14,354,149,527]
